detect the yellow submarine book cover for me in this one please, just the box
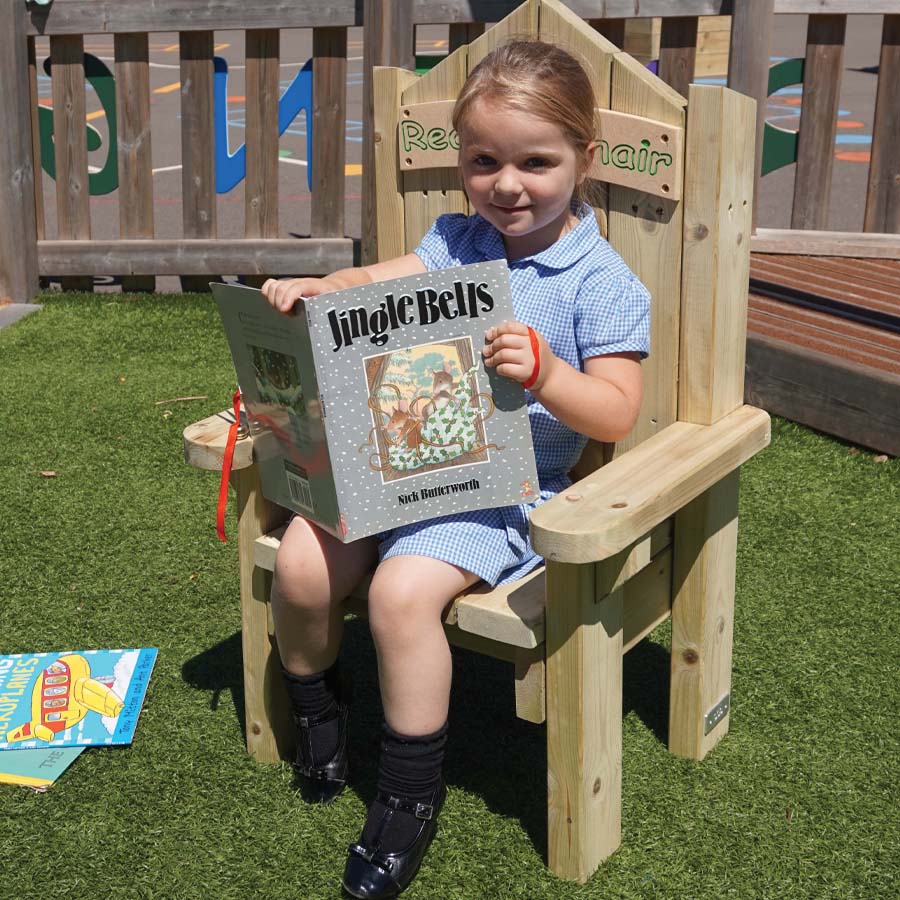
[0,648,157,750]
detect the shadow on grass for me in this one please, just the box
[182,619,671,864]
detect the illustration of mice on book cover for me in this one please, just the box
[360,337,503,483]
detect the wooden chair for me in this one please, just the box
[184,0,770,883]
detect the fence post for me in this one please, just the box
[727,0,775,231]
[0,2,39,301]
[362,0,414,265]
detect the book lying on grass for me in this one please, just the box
[0,649,157,750]
[213,260,539,542]
[0,746,85,790]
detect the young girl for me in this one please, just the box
[261,40,649,899]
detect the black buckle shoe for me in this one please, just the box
[341,782,446,899]
[289,675,351,805]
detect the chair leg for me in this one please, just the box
[232,466,293,763]
[545,559,623,883]
[669,470,739,760]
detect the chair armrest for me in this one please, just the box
[183,408,255,472]
[530,405,770,564]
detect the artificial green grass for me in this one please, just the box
[1,291,897,899]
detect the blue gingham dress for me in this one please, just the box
[378,203,651,586]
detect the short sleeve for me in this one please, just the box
[412,214,470,271]
[574,270,651,361]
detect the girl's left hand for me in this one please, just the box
[482,320,555,392]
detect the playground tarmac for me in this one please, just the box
[29,16,887,293]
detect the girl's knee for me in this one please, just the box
[367,569,444,641]
[271,517,330,612]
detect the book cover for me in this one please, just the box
[0,649,157,749]
[213,260,539,541]
[0,746,85,790]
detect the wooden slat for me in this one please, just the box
[514,648,545,724]
[312,27,347,239]
[530,406,770,564]
[362,0,415,264]
[695,15,731,78]
[679,85,755,425]
[751,228,900,258]
[727,0,775,229]
[179,31,216,291]
[400,45,469,251]
[51,35,93,292]
[545,559,623,881]
[669,470,738,760]
[373,67,420,262]
[608,51,686,453]
[38,237,355,276]
[791,15,846,231]
[0,5,39,301]
[28,37,45,244]
[864,15,900,234]
[114,32,154,293]
[245,29,280,257]
[659,16,699,100]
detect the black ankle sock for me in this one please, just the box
[282,664,341,767]
[361,721,448,850]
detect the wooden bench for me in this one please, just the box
[184,0,770,883]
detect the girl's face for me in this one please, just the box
[458,99,591,260]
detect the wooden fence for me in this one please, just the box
[2,0,899,302]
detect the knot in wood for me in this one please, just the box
[564,492,582,502]
[374,132,383,143]
[252,723,262,735]
[694,224,709,241]
[593,777,602,795]
[683,649,699,665]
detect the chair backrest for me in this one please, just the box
[372,0,755,474]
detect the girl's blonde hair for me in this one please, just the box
[452,40,597,184]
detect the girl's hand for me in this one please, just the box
[482,320,555,392]
[260,277,337,313]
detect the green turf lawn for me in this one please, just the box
[1,292,897,900]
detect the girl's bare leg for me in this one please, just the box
[367,555,481,735]
[271,516,379,675]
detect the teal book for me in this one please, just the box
[0,746,85,789]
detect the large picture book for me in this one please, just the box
[0,649,157,750]
[213,260,539,542]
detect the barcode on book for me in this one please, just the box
[284,461,313,511]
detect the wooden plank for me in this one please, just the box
[184,406,255,472]
[312,28,347,239]
[727,0,775,230]
[791,15,846,231]
[28,37,45,244]
[401,45,469,252]
[530,406,770,564]
[545,559,623,881]
[621,547,672,654]
[659,16,699,100]
[750,228,900,258]
[114,33,154,293]
[864,15,900,234]
[695,15,731,78]
[50,34,93,292]
[679,85,756,425]
[245,29,280,256]
[607,51,686,454]
[232,466,293,763]
[745,332,900,456]
[624,17,661,65]
[362,0,415,264]
[373,67,420,261]
[669,470,738,760]
[38,237,355,276]
[0,4,39,301]
[26,1,364,34]
[179,31,216,291]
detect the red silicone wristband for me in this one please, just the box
[523,326,541,390]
